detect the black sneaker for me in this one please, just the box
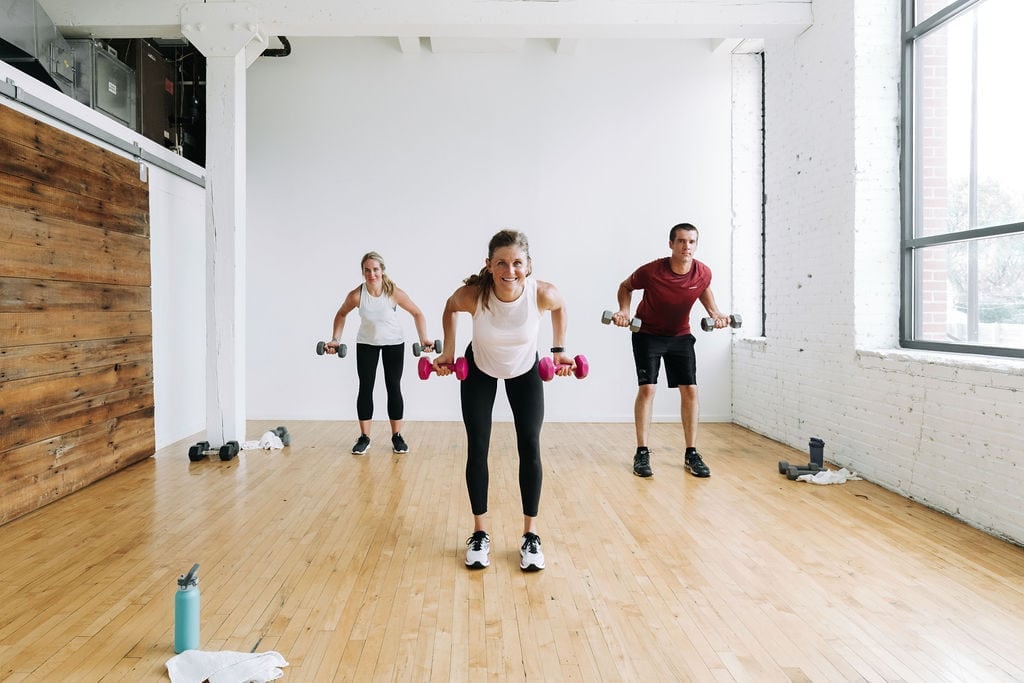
[391,433,409,454]
[633,448,653,478]
[685,450,711,478]
[351,434,370,455]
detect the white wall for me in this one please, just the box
[149,170,207,448]
[732,1,1024,545]
[245,37,736,424]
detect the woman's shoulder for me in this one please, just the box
[534,279,563,309]
[449,282,481,308]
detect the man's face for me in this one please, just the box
[669,229,698,260]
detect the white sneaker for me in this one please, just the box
[520,532,545,571]
[465,531,490,569]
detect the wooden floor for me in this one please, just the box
[1,421,1023,682]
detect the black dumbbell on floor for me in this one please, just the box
[777,460,826,480]
[273,426,291,447]
[316,340,348,358]
[778,460,826,474]
[787,464,827,480]
[188,440,240,462]
[412,340,443,357]
[700,314,743,332]
[601,310,641,333]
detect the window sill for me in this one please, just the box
[857,347,1024,376]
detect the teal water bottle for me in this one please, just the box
[174,563,200,653]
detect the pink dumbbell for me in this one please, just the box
[538,355,589,382]
[418,356,469,380]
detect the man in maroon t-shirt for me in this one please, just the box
[612,223,731,478]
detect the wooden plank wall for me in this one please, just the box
[0,103,155,525]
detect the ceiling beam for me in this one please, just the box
[37,0,812,41]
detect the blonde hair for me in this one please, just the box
[361,251,396,297]
[463,229,531,311]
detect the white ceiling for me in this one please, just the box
[36,0,810,46]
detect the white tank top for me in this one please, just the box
[471,278,541,379]
[356,285,404,345]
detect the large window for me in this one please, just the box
[901,0,1024,357]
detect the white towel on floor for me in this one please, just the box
[166,649,288,683]
[797,467,860,485]
[241,432,284,451]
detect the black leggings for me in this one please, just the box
[355,343,404,421]
[461,345,545,517]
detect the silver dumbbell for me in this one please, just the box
[601,310,641,333]
[412,340,443,356]
[700,314,742,332]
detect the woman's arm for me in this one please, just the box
[329,286,362,351]
[434,285,478,372]
[394,288,433,350]
[537,280,573,375]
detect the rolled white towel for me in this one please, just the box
[166,649,288,683]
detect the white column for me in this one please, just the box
[182,3,267,445]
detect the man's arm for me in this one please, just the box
[698,288,731,328]
[613,277,635,327]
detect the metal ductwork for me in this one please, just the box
[0,0,76,97]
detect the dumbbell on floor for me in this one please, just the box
[601,310,641,333]
[538,355,589,381]
[315,340,348,358]
[777,460,826,474]
[273,426,291,447]
[787,464,828,480]
[412,340,443,356]
[187,440,240,462]
[418,356,469,380]
[777,460,826,480]
[700,314,743,332]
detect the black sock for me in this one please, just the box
[685,447,697,456]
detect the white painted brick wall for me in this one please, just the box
[731,0,1024,545]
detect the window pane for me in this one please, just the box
[913,0,1024,238]
[974,0,1024,228]
[913,11,967,238]
[914,233,1024,349]
[914,0,955,27]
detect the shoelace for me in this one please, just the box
[635,451,651,466]
[467,532,488,550]
[522,534,541,553]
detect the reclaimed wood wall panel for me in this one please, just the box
[0,337,153,383]
[0,103,155,525]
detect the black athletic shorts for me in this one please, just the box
[631,333,697,387]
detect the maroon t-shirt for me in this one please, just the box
[630,258,712,336]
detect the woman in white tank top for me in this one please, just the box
[433,230,576,573]
[326,252,436,455]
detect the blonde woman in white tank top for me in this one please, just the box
[433,230,576,572]
[327,252,436,455]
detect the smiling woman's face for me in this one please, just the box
[486,246,530,300]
